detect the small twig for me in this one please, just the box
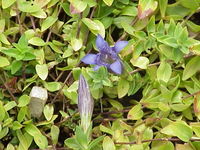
[30,16,36,31]
[55,116,71,126]
[98,108,130,115]
[115,137,200,145]
[49,73,56,81]
[182,90,200,100]
[89,4,97,19]
[0,76,17,103]
[46,30,52,43]
[55,71,64,81]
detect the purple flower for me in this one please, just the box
[78,75,94,133]
[81,35,128,75]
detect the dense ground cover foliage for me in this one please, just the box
[1,0,200,149]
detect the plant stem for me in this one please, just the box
[115,137,200,145]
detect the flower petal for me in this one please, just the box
[110,60,123,74]
[81,54,97,64]
[96,34,110,53]
[114,41,128,53]
[93,65,101,71]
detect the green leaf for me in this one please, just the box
[31,9,47,19]
[0,56,10,67]
[121,5,138,16]
[0,102,5,122]
[2,0,16,9]
[71,38,83,51]
[151,141,174,150]
[17,131,33,150]
[92,20,105,37]
[41,16,58,32]
[147,16,155,33]
[155,34,178,48]
[131,56,149,69]
[23,52,36,61]
[2,48,21,60]
[100,124,113,135]
[187,20,200,32]
[64,137,80,149]
[108,99,123,110]
[43,81,61,92]
[36,64,48,80]
[182,56,200,80]
[138,0,158,19]
[0,19,5,33]
[43,104,54,121]
[3,118,13,127]
[11,60,23,74]
[18,95,30,107]
[121,21,135,35]
[0,33,10,45]
[127,104,144,120]
[88,136,104,149]
[6,143,15,150]
[17,107,27,123]
[103,0,114,6]
[25,124,48,149]
[159,0,168,18]
[51,125,60,144]
[70,0,87,13]
[157,62,172,83]
[34,134,48,149]
[161,121,193,142]
[75,126,88,149]
[82,18,100,31]
[48,42,63,54]
[194,94,200,119]
[12,121,23,130]
[103,136,115,150]
[18,1,41,13]
[179,0,199,10]
[0,127,9,139]
[118,78,129,98]
[4,101,17,111]
[28,37,46,46]
[176,143,194,150]
[191,123,200,137]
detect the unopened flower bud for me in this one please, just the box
[78,75,94,133]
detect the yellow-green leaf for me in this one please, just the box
[0,56,10,67]
[127,104,144,120]
[36,64,48,80]
[103,0,114,6]
[103,136,115,150]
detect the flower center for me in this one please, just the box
[100,53,116,64]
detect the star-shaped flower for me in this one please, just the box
[81,35,128,74]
